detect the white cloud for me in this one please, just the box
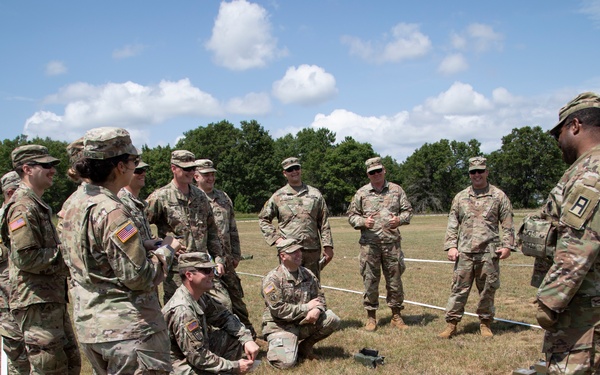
[438,53,468,75]
[309,82,569,162]
[341,23,432,64]
[272,64,337,106]
[24,79,223,141]
[113,44,146,59]
[45,60,67,76]
[466,23,503,52]
[226,92,271,115]
[450,32,467,50]
[205,0,287,70]
[579,0,600,25]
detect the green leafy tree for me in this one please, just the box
[400,139,481,213]
[139,144,173,198]
[176,120,241,167]
[321,137,375,214]
[487,126,566,208]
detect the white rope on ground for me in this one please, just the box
[404,258,534,267]
[237,271,542,330]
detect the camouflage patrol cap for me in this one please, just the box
[365,157,383,173]
[277,238,304,254]
[1,171,20,192]
[83,127,139,160]
[550,92,600,138]
[178,252,216,269]
[282,157,301,170]
[11,145,60,168]
[136,160,149,170]
[468,156,487,171]
[171,150,196,168]
[66,137,84,164]
[196,159,217,173]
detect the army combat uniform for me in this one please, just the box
[443,183,515,323]
[0,172,30,374]
[259,183,333,280]
[1,183,80,375]
[537,144,600,374]
[347,180,413,312]
[203,188,255,336]
[118,187,154,243]
[146,181,226,305]
[162,284,253,374]
[261,263,340,369]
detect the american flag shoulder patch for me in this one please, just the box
[263,282,275,295]
[115,221,138,243]
[9,218,26,232]
[186,320,199,332]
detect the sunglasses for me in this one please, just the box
[469,169,486,175]
[133,168,148,175]
[181,166,196,172]
[28,162,55,170]
[128,156,140,167]
[285,165,300,173]
[196,267,215,275]
[368,168,383,176]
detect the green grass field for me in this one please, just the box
[71,213,543,374]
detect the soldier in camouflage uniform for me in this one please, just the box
[146,150,228,306]
[438,156,515,339]
[0,171,30,374]
[347,157,413,331]
[0,145,81,375]
[261,239,340,369]
[59,127,180,374]
[259,157,334,281]
[162,252,259,374]
[118,160,156,246]
[535,92,600,374]
[194,159,257,338]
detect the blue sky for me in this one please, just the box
[1,0,600,162]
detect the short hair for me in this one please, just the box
[179,266,197,280]
[565,107,600,129]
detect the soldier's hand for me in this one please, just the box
[535,300,558,332]
[447,248,459,261]
[365,215,375,229]
[216,263,225,277]
[307,298,323,310]
[388,214,400,229]
[496,247,511,259]
[244,341,260,361]
[304,308,321,324]
[237,358,254,374]
[162,236,182,253]
[323,246,334,265]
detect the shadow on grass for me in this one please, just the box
[461,321,536,336]
[339,319,364,330]
[378,312,440,327]
[314,345,351,360]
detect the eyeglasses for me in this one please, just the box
[181,166,196,172]
[28,162,55,170]
[195,267,215,275]
[133,168,148,175]
[552,119,573,142]
[368,168,383,176]
[285,165,300,173]
[128,156,140,167]
[469,169,486,175]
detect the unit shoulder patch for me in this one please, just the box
[562,183,600,230]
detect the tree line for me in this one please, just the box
[0,121,566,215]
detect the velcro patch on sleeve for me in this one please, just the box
[186,320,199,332]
[263,282,275,296]
[562,184,600,230]
[9,218,26,232]
[115,221,138,243]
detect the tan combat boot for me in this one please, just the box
[390,308,409,330]
[480,319,493,338]
[438,320,458,339]
[364,310,377,332]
